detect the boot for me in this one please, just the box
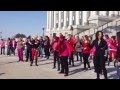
[97,73,100,79]
[35,60,38,66]
[30,61,33,66]
[103,70,107,79]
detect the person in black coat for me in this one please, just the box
[25,37,33,62]
[90,31,108,79]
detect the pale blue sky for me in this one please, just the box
[0,11,47,38]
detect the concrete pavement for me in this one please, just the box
[0,54,118,79]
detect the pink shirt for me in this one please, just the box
[1,41,5,47]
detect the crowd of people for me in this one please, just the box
[0,31,120,79]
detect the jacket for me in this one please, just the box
[82,41,91,54]
[57,40,71,57]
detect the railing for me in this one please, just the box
[74,21,111,36]
[74,17,120,38]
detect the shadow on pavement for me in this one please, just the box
[0,61,18,66]
[108,73,117,79]
[69,63,83,68]
[69,68,84,76]
[38,62,53,65]
[107,67,116,73]
[0,73,5,76]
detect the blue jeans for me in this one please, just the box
[116,66,120,79]
[39,47,44,56]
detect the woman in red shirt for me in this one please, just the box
[82,35,91,70]
[56,34,71,76]
[67,34,75,66]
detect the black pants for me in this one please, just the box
[53,51,60,70]
[93,55,107,79]
[44,48,50,58]
[26,48,32,62]
[69,51,74,66]
[1,47,5,55]
[76,52,82,61]
[12,47,16,55]
[82,53,91,69]
[60,56,69,75]
[7,47,12,55]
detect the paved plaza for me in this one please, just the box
[0,54,118,79]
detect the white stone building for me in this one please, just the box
[46,11,120,38]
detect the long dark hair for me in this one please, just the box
[117,32,120,46]
[95,31,104,40]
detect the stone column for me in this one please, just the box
[69,11,73,26]
[109,11,114,16]
[82,11,88,25]
[76,11,80,25]
[49,11,52,29]
[47,11,49,30]
[114,11,119,16]
[63,11,67,28]
[53,11,56,29]
[58,11,61,28]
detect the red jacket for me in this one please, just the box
[67,38,75,52]
[52,41,59,52]
[56,40,71,57]
[82,41,90,54]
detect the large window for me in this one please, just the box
[79,11,82,25]
[56,23,58,28]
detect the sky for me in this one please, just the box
[0,11,47,38]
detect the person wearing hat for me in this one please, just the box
[56,34,71,76]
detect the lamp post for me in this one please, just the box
[70,25,73,36]
[0,32,2,39]
[42,27,45,37]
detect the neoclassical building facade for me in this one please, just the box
[46,11,120,38]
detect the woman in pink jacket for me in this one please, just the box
[56,34,71,76]
[0,39,5,55]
